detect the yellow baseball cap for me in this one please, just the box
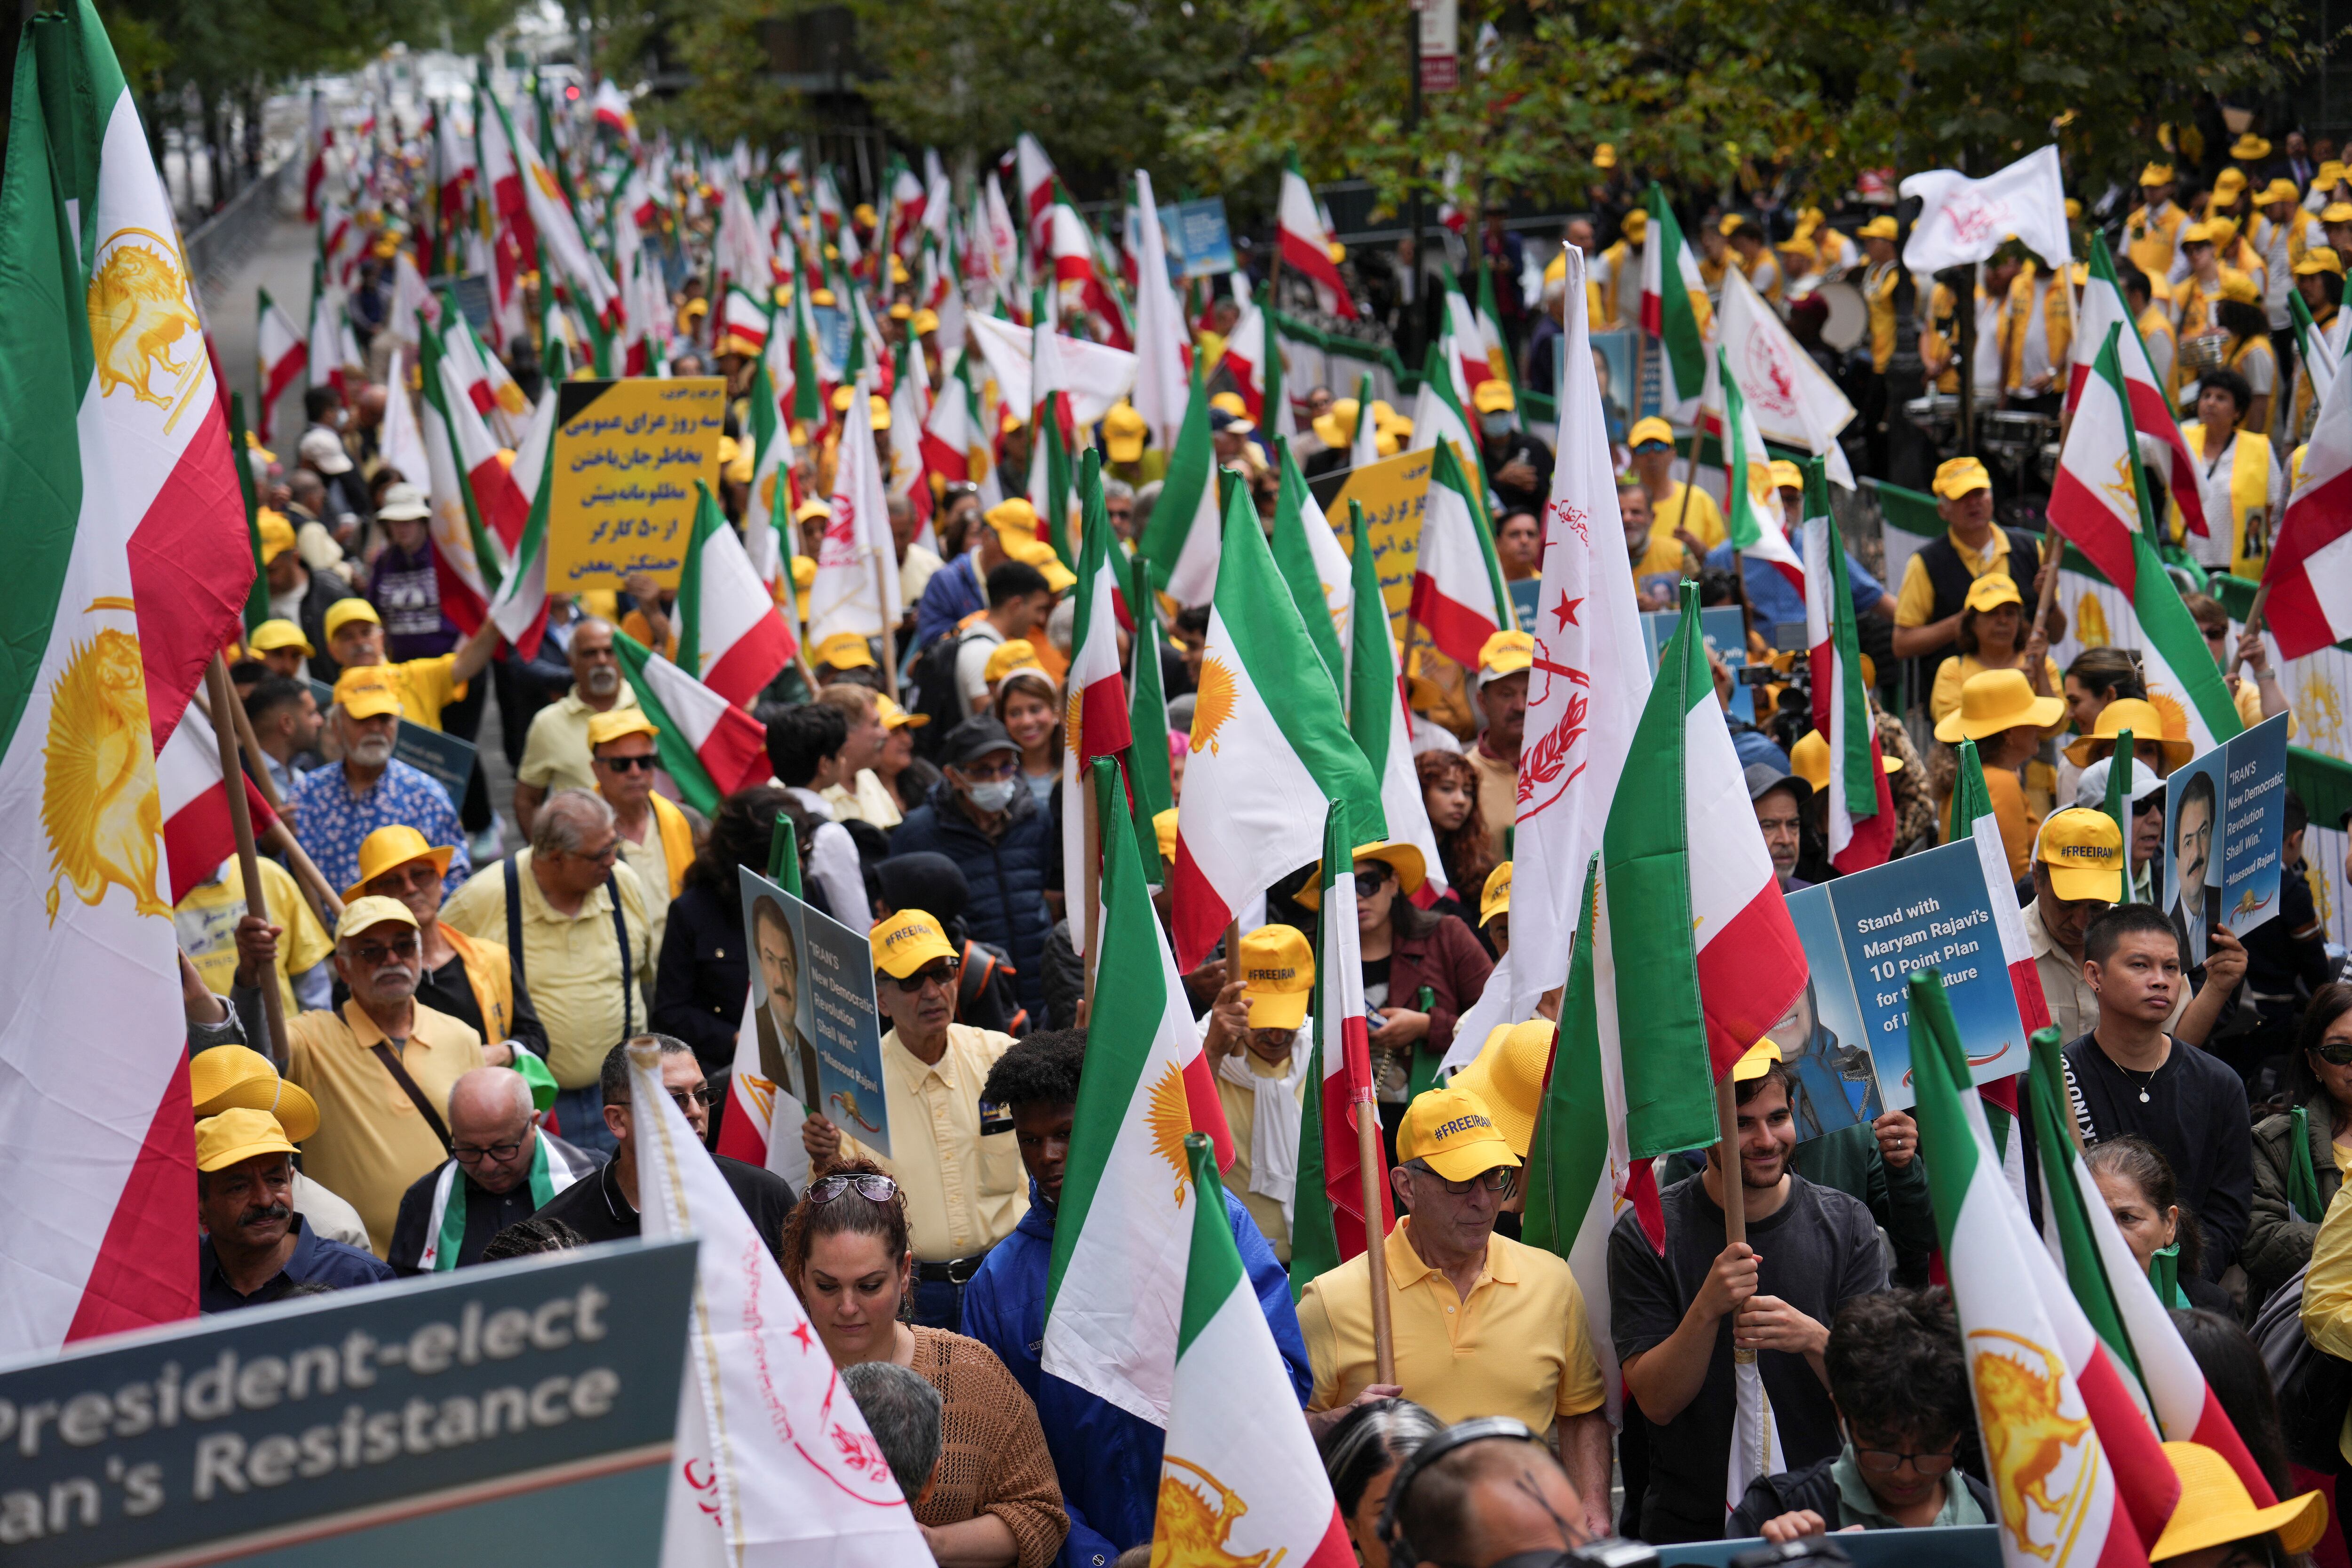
[1788,729,1902,794]
[870,909,958,979]
[1932,669,2066,743]
[816,631,877,670]
[2149,1442,2326,1562]
[888,300,913,321]
[2320,161,2349,186]
[1778,234,1819,261]
[2036,807,2127,903]
[332,666,402,722]
[344,823,455,901]
[2140,162,2176,186]
[876,693,929,730]
[335,894,420,944]
[1768,458,1804,493]
[792,556,817,593]
[588,708,661,748]
[1477,629,1535,684]
[1209,391,1249,419]
[1471,378,1516,415]
[1963,572,2024,613]
[2230,133,2273,163]
[1154,807,1178,864]
[1452,1021,1553,1157]
[2062,696,2194,768]
[323,597,383,643]
[983,638,1044,684]
[2213,169,2249,199]
[1237,925,1314,1031]
[196,1107,301,1173]
[2257,178,2304,207]
[2326,203,2352,226]
[1932,456,1992,499]
[2220,270,2261,305]
[2296,247,2345,278]
[1104,400,1148,464]
[1858,215,1899,241]
[1628,416,1677,450]
[1008,538,1077,593]
[1621,208,1648,241]
[248,618,314,656]
[190,1047,320,1143]
[1293,841,1427,910]
[2182,220,2217,246]
[1731,1037,1783,1082]
[258,510,297,564]
[911,308,940,335]
[795,498,834,524]
[1593,143,1618,169]
[1479,861,1512,928]
[1313,398,1360,450]
[1398,1085,1520,1181]
[983,497,1041,541]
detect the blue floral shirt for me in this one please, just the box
[291,757,471,900]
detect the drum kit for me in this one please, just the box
[1980,409,2058,527]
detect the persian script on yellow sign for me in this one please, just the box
[546,377,727,591]
[1328,441,1480,637]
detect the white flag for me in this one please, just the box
[1901,145,2073,273]
[1711,267,1859,489]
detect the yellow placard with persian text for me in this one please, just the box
[1329,441,1480,635]
[547,377,726,591]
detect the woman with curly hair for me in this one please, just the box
[1416,750,1496,935]
[784,1156,1069,1568]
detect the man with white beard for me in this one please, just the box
[290,666,473,903]
[513,617,640,838]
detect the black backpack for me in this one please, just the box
[2251,1260,2352,1472]
[906,627,977,761]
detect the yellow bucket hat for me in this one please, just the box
[1931,669,2066,744]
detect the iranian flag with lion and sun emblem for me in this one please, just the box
[0,0,228,1354]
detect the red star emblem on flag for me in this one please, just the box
[1551,593,1583,631]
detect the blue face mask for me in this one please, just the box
[965,778,1019,813]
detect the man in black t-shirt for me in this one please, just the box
[2062,904,2252,1278]
[535,1035,797,1261]
[1608,1052,1889,1543]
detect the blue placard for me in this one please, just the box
[1156,199,1237,280]
[1507,576,1542,635]
[739,865,892,1159]
[2163,712,2289,966]
[0,1240,694,1568]
[1640,605,1754,724]
[1781,836,2029,1126]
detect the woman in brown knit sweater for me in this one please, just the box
[784,1157,1068,1568]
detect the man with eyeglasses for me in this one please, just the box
[1608,1046,1889,1542]
[803,910,1025,1329]
[1295,1086,1614,1540]
[535,1035,796,1261]
[278,896,487,1256]
[589,709,694,954]
[385,1067,601,1274]
[444,791,655,1156]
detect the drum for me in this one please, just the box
[2038,439,2062,485]
[1814,279,1868,352]
[1904,394,1961,445]
[1981,409,2056,459]
[2180,328,2230,377]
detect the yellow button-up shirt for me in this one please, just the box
[285,999,485,1255]
[517,684,642,795]
[837,1023,1028,1262]
[441,851,653,1090]
[1297,1217,1607,1438]
[2299,1182,2352,1459]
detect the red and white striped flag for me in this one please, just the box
[2067,236,2207,541]
[1278,156,1357,320]
[676,481,797,706]
[1409,437,1512,668]
[255,287,307,444]
[1801,462,1895,871]
[1061,457,1135,959]
[2262,313,2352,659]
[159,700,278,904]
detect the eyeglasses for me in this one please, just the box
[668,1086,714,1112]
[347,935,421,965]
[1851,1441,1961,1476]
[1409,1162,1512,1196]
[807,1173,900,1205]
[2314,1040,2352,1067]
[452,1140,524,1165]
[956,757,1019,781]
[1354,865,1393,898]
[892,959,961,993]
[570,840,622,866]
[596,754,659,772]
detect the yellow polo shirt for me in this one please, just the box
[1297,1217,1607,1438]
[1647,481,1727,553]
[1894,527,2027,629]
[285,999,485,1256]
[517,684,642,794]
[607,794,690,958]
[1214,1049,1311,1263]
[835,1023,1028,1263]
[441,851,654,1090]
[359,654,465,731]
[175,856,334,1017]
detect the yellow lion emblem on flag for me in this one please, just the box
[87,231,201,414]
[1153,1457,1282,1568]
[1971,1329,2094,1561]
[42,615,167,925]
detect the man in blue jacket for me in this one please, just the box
[962,1029,1310,1568]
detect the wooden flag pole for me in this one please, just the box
[223,682,288,814]
[206,653,290,1067]
[874,550,902,702]
[1359,1083,1398,1385]
[262,821,344,927]
[1716,1073,1746,1251]
[1079,771,1102,1026]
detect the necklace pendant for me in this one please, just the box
[2139,1089,2151,1103]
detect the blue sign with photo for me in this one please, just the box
[1156,199,1237,280]
[738,865,892,1160]
[2162,713,2288,967]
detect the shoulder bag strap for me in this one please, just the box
[371,1042,453,1152]
[504,854,527,995]
[607,870,634,1041]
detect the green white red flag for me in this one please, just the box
[2265,306,2352,659]
[485,386,559,661]
[1350,500,1449,902]
[1800,459,1894,870]
[1137,361,1222,605]
[1716,346,1805,594]
[419,315,530,632]
[2067,235,2206,542]
[1061,453,1135,957]
[1639,185,1709,414]
[254,287,307,444]
[1406,342,1483,510]
[675,480,797,705]
[1278,155,1356,321]
[1409,436,1512,668]
[610,630,771,816]
[1153,1134,1354,1568]
[1270,439,1351,691]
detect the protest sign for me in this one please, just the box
[0,1239,694,1568]
[1333,444,1480,633]
[307,679,478,814]
[2163,713,2290,966]
[545,378,726,592]
[738,866,892,1160]
[1640,605,1754,724]
[1155,199,1237,280]
[1778,837,2028,1136]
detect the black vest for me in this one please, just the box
[1913,525,2043,674]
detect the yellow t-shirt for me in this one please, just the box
[1215,1047,1311,1262]
[1297,1218,1608,1438]
[1633,533,1694,581]
[1894,528,2031,629]
[836,1023,1029,1263]
[175,856,334,1018]
[370,654,464,731]
[1647,481,1728,553]
[440,851,654,1089]
[285,1000,485,1255]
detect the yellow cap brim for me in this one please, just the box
[339,695,403,722]
[1418,1137,1521,1181]
[875,933,959,979]
[1731,1038,1784,1082]
[1245,990,1311,1031]
[1106,437,1144,464]
[2044,863,2127,903]
[198,1131,301,1172]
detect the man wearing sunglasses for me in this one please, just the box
[802,910,1025,1328]
[386,1066,601,1274]
[589,709,693,955]
[1296,1086,1614,1542]
[278,896,487,1256]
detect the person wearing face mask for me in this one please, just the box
[1470,380,1552,517]
[890,716,1059,1026]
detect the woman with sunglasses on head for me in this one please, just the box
[1295,841,1493,1164]
[783,1157,1069,1568]
[1732,1287,1992,1539]
[802,909,1028,1332]
[2245,982,2352,1308]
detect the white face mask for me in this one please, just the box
[965,778,1019,813]
[1481,412,1514,438]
